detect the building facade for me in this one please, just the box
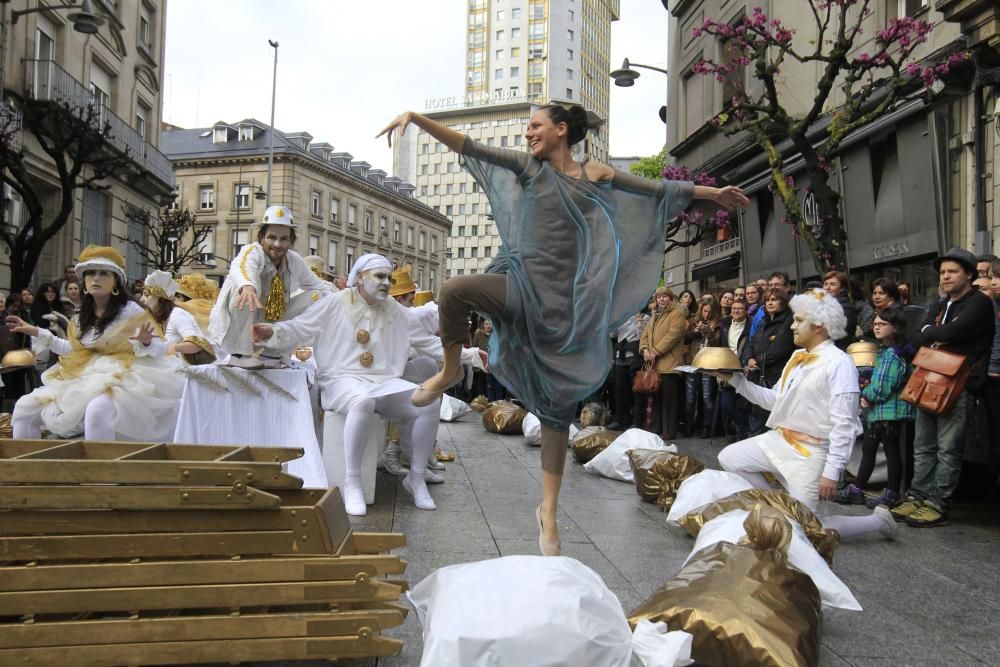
[162,120,450,294]
[662,0,999,305]
[463,0,619,161]
[0,0,174,291]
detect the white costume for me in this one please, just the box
[208,206,330,358]
[261,254,442,515]
[14,300,183,441]
[143,269,216,365]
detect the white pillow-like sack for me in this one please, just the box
[409,555,633,667]
[630,620,694,667]
[522,413,579,446]
[439,395,471,422]
[687,509,862,612]
[665,470,755,525]
[583,428,676,482]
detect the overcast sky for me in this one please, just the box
[163,0,668,175]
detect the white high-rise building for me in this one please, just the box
[395,1,620,277]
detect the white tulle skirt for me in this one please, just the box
[16,354,185,441]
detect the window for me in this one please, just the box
[135,105,148,141]
[456,269,464,276]
[487,137,495,146]
[510,86,520,96]
[418,268,424,287]
[501,136,508,147]
[234,183,250,210]
[330,197,340,222]
[511,7,521,19]
[421,143,428,154]
[472,203,480,214]
[471,247,478,258]
[364,209,374,234]
[328,240,339,272]
[231,228,249,258]
[898,0,927,17]
[393,221,402,242]
[721,34,747,108]
[471,225,479,236]
[348,204,357,226]
[459,182,466,193]
[197,227,214,264]
[239,125,254,141]
[458,247,465,259]
[407,226,415,247]
[567,48,573,60]
[566,88,573,99]
[510,46,520,57]
[419,231,427,251]
[495,68,504,80]
[213,127,228,143]
[496,49,504,60]
[458,225,466,236]
[431,235,438,253]
[420,185,428,196]
[567,68,573,79]
[89,63,112,125]
[168,183,181,211]
[568,9,574,21]
[380,214,388,235]
[311,190,321,216]
[430,269,437,293]
[510,66,520,77]
[514,135,522,145]
[495,87,503,97]
[567,29,574,41]
[34,24,54,98]
[420,164,429,175]
[496,29,504,40]
[309,233,320,256]
[139,13,151,48]
[485,246,493,258]
[683,71,705,136]
[528,61,543,77]
[496,10,504,21]
[446,204,454,215]
[433,184,440,195]
[529,43,543,58]
[346,245,356,271]
[530,2,544,18]
[511,27,521,38]
[199,185,214,210]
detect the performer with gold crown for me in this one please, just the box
[251,253,444,516]
[710,288,896,540]
[141,270,216,365]
[174,272,219,334]
[6,246,184,441]
[209,205,330,369]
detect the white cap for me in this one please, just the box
[261,205,294,227]
[143,269,178,298]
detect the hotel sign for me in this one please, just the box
[424,90,529,110]
[872,241,910,261]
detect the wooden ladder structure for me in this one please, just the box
[0,438,409,666]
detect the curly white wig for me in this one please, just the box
[789,288,847,341]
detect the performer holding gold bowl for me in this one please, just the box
[6,246,183,441]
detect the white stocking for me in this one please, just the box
[822,513,888,541]
[343,398,377,476]
[375,391,441,509]
[12,398,42,439]
[83,393,117,441]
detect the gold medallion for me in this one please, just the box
[360,351,374,367]
[356,330,371,344]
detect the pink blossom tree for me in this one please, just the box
[691,0,966,273]
[660,165,733,252]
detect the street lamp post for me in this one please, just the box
[266,39,278,207]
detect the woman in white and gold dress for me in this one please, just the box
[141,270,216,365]
[6,246,184,441]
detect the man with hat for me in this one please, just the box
[251,253,444,516]
[891,247,994,527]
[209,205,330,369]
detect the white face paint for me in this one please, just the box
[360,270,391,303]
[791,312,821,349]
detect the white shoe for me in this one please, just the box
[425,469,445,484]
[427,453,446,471]
[342,480,367,516]
[226,354,264,370]
[402,473,436,510]
[378,443,409,476]
[873,506,897,540]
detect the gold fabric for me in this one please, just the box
[180,336,217,366]
[570,426,620,464]
[142,285,169,299]
[779,351,818,390]
[627,449,705,511]
[176,299,215,333]
[263,272,287,322]
[677,488,839,565]
[470,395,490,412]
[176,273,219,301]
[0,413,11,438]
[49,311,153,381]
[628,504,822,667]
[481,400,527,435]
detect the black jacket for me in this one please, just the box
[915,289,994,389]
[745,308,796,388]
[835,292,857,350]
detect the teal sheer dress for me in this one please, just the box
[460,138,694,430]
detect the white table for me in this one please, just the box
[174,366,328,488]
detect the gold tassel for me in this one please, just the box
[263,273,287,322]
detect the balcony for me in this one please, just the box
[0,101,22,153]
[22,59,173,191]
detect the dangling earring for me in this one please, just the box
[111,287,120,296]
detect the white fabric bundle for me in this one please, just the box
[522,412,578,446]
[439,395,471,422]
[687,509,862,612]
[665,470,755,525]
[630,620,694,667]
[409,555,634,667]
[583,428,676,482]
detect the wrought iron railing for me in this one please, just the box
[702,237,741,258]
[0,101,23,152]
[23,59,173,189]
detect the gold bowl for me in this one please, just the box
[691,347,742,371]
[414,290,434,307]
[1,349,35,368]
[293,347,313,362]
[846,341,877,368]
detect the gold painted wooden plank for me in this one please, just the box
[0,530,302,561]
[0,485,282,510]
[0,609,407,648]
[216,445,305,463]
[0,555,407,592]
[0,459,298,487]
[0,579,404,615]
[0,439,304,464]
[0,634,403,665]
[0,439,84,458]
[350,532,407,554]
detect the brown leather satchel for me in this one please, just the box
[900,346,971,415]
[632,361,661,395]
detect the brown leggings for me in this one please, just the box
[438,273,568,475]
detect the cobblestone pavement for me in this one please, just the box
[261,416,1000,667]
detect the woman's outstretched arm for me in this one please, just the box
[693,184,750,210]
[377,111,466,153]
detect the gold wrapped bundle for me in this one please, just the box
[627,449,705,511]
[0,413,11,439]
[628,505,822,667]
[482,400,528,434]
[570,426,620,463]
[677,488,839,564]
[470,395,491,412]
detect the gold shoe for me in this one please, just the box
[536,505,561,557]
[411,367,464,407]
